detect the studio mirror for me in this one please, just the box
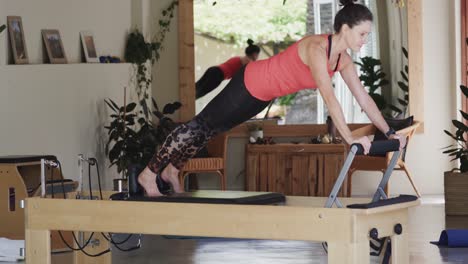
[178,0,423,130]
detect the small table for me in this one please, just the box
[246,143,347,196]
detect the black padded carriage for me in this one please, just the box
[111,190,286,205]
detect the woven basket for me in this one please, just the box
[444,171,468,215]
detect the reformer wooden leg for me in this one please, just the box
[328,240,369,264]
[26,229,51,264]
[391,232,409,264]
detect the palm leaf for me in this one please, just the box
[461,85,468,97]
[453,120,468,131]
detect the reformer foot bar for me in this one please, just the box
[23,140,420,264]
[326,139,418,208]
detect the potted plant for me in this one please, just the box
[443,84,468,215]
[355,56,390,112]
[104,97,180,190]
[107,0,178,191]
[389,47,410,118]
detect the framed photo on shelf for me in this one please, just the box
[41,29,67,64]
[7,16,29,64]
[80,31,99,63]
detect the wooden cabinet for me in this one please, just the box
[246,144,347,197]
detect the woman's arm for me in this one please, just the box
[338,53,390,134]
[338,53,406,148]
[307,45,356,145]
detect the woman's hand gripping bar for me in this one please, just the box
[351,139,400,156]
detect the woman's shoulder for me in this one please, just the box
[300,35,329,51]
[297,35,329,62]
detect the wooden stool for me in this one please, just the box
[0,155,77,249]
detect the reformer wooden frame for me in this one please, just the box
[25,194,419,264]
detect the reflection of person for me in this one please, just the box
[138,0,406,196]
[195,39,260,99]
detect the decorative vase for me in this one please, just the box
[250,130,263,140]
[113,178,128,192]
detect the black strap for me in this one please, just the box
[334,54,341,72]
[327,35,341,72]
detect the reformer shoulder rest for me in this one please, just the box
[352,139,400,156]
[110,190,286,205]
[346,195,418,209]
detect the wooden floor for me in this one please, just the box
[38,196,468,263]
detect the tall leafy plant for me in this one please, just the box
[107,0,179,176]
[105,98,181,176]
[125,0,178,119]
[443,85,468,173]
[355,56,390,111]
[389,47,409,117]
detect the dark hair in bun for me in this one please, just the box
[339,0,357,7]
[245,39,260,56]
[334,1,373,33]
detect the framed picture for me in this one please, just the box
[41,29,67,64]
[80,31,99,63]
[7,16,29,64]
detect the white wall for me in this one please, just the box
[0,0,134,189]
[149,0,180,115]
[0,0,132,64]
[352,0,457,196]
[0,64,134,189]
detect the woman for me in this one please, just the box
[196,39,261,99]
[138,0,405,196]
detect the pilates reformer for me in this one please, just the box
[23,139,420,264]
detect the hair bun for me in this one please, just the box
[247,39,254,46]
[339,0,357,6]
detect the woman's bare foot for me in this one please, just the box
[161,164,183,193]
[138,167,163,197]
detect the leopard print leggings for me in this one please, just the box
[147,66,271,173]
[148,115,219,171]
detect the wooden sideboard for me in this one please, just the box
[246,144,347,197]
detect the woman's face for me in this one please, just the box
[249,53,259,61]
[344,20,372,52]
